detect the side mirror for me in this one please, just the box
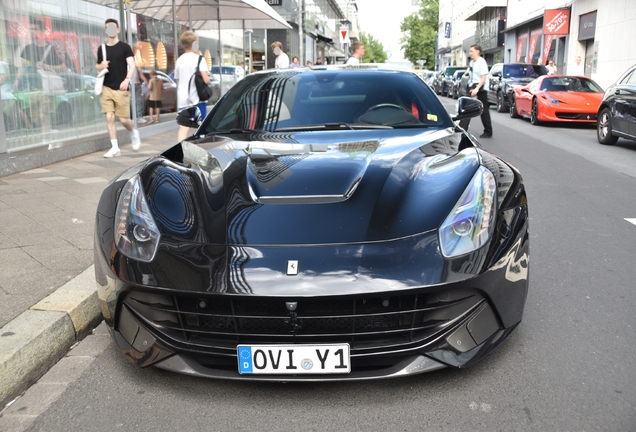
[176,105,202,128]
[451,97,484,121]
[491,71,501,78]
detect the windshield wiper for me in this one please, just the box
[205,128,263,136]
[275,123,393,132]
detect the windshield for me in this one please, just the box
[202,70,453,133]
[503,64,548,78]
[540,77,603,92]
[445,67,466,77]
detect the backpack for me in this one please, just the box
[189,56,213,102]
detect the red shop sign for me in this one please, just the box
[544,9,570,36]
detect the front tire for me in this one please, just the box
[530,98,541,125]
[509,96,520,118]
[496,91,507,113]
[597,107,618,145]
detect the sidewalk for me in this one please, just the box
[0,121,179,409]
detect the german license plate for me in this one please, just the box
[237,344,350,375]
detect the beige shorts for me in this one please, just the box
[101,86,130,118]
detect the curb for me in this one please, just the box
[0,266,101,410]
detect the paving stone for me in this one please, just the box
[0,292,42,329]
[0,232,17,250]
[21,244,93,272]
[36,176,68,182]
[21,169,51,175]
[0,269,70,297]
[74,177,108,184]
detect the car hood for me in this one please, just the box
[150,128,479,246]
[543,91,603,106]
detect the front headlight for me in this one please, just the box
[546,94,559,105]
[114,174,161,262]
[439,166,496,257]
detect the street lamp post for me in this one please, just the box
[245,29,253,74]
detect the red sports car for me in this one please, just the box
[509,75,604,125]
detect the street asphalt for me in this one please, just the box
[0,118,179,409]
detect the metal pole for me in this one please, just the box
[245,29,253,74]
[119,0,126,38]
[218,18,223,96]
[298,0,304,66]
[173,0,178,66]
[126,0,137,129]
[188,0,192,30]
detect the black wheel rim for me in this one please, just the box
[532,100,538,122]
[498,94,502,110]
[510,98,515,116]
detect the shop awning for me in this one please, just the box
[465,1,506,21]
[87,0,291,30]
[316,34,334,44]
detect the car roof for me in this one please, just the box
[249,64,420,77]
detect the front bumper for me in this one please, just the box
[539,103,599,122]
[105,279,522,380]
[94,152,530,380]
[95,205,529,379]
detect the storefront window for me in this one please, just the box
[0,0,123,151]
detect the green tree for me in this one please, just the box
[359,32,388,63]
[400,0,438,67]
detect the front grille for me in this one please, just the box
[555,112,597,120]
[121,289,484,358]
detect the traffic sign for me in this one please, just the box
[339,26,350,44]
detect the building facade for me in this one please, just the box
[503,0,636,89]
[464,0,506,66]
[266,0,357,67]
[437,0,477,70]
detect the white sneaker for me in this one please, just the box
[104,147,121,158]
[131,129,141,151]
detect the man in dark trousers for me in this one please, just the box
[460,44,492,139]
[96,18,140,157]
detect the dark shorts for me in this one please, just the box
[149,100,163,109]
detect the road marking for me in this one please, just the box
[625,218,636,226]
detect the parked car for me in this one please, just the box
[432,66,467,97]
[141,70,177,114]
[449,70,465,99]
[2,91,27,132]
[211,65,245,94]
[426,71,438,88]
[12,72,101,129]
[204,71,222,105]
[488,63,548,112]
[416,70,434,87]
[509,75,604,125]
[94,65,530,380]
[55,73,103,127]
[597,64,636,145]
